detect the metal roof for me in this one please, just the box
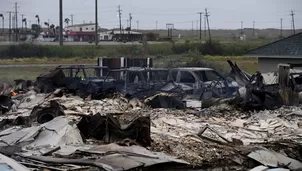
[245,32,302,58]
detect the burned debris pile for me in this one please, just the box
[0,61,302,170]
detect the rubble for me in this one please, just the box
[1,62,302,170]
[77,113,152,147]
[0,88,301,170]
[0,95,12,114]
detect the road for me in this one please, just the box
[0,41,165,46]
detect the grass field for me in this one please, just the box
[0,56,258,83]
[204,56,258,73]
[0,66,54,83]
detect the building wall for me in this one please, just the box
[259,58,302,73]
[99,33,113,41]
[66,24,96,32]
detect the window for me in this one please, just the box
[80,27,82,32]
[92,28,94,30]
[86,27,88,30]
[203,71,220,81]
[169,70,178,81]
[179,71,195,83]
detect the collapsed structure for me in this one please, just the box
[0,59,302,170]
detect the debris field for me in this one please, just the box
[0,60,302,171]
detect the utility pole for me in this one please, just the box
[197,12,203,40]
[205,8,211,42]
[156,21,158,33]
[59,0,63,46]
[0,14,3,34]
[290,10,295,35]
[117,5,122,39]
[191,21,194,33]
[70,14,74,25]
[136,20,139,30]
[280,18,283,37]
[240,21,243,35]
[15,2,18,42]
[21,14,24,32]
[95,0,98,45]
[253,21,255,36]
[196,20,198,34]
[166,23,174,38]
[129,13,132,30]
[7,11,12,41]
[204,16,206,38]
[290,19,293,35]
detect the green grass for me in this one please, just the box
[0,56,258,83]
[0,66,54,83]
[0,57,97,65]
[204,56,258,73]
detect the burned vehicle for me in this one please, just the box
[162,67,239,100]
[36,65,114,96]
[228,60,283,110]
[105,67,169,98]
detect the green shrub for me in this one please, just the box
[0,41,258,59]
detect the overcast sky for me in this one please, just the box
[0,0,301,30]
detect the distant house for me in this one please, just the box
[99,30,142,41]
[245,32,302,73]
[65,23,100,42]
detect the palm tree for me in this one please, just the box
[44,22,50,33]
[50,24,55,33]
[35,15,40,25]
[0,14,4,33]
[64,18,70,27]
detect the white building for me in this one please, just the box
[65,23,100,32]
[99,30,142,41]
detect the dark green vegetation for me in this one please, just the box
[0,40,263,58]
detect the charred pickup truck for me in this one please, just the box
[36,65,115,96]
